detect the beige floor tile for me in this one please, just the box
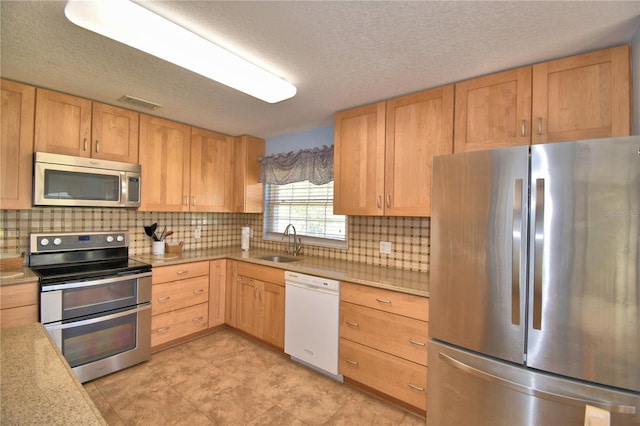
[86,329,426,426]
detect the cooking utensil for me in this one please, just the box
[159,226,167,241]
[144,223,159,241]
[164,231,174,239]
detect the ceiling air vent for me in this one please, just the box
[118,94,162,110]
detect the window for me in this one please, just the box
[263,180,347,249]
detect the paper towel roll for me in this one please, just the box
[241,227,250,251]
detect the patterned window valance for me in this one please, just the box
[259,145,334,185]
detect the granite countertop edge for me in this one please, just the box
[0,247,429,297]
[134,246,430,297]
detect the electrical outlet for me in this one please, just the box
[380,241,392,254]
[194,227,201,239]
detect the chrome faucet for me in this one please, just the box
[283,224,303,256]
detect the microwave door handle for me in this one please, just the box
[120,171,127,206]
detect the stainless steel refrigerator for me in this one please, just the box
[428,136,640,425]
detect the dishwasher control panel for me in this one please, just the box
[284,271,340,291]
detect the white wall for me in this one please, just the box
[265,125,333,155]
[633,26,640,135]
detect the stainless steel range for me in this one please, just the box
[29,231,152,383]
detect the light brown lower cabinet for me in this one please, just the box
[150,261,210,349]
[151,303,209,347]
[339,281,429,412]
[339,338,427,410]
[0,282,39,327]
[228,261,285,350]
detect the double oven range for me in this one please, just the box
[29,231,152,383]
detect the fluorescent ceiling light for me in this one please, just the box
[64,0,297,103]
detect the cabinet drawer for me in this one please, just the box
[341,302,428,366]
[0,282,39,309]
[153,261,209,285]
[1,305,39,328]
[237,262,284,286]
[341,281,429,321]
[339,338,427,410]
[151,302,209,347]
[151,275,209,316]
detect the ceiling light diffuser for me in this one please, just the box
[64,0,297,103]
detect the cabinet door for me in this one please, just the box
[334,102,386,215]
[138,114,191,211]
[1,80,35,210]
[209,259,226,327]
[34,88,91,157]
[235,276,261,336]
[91,103,139,163]
[454,67,532,152]
[233,135,265,213]
[261,282,284,349]
[190,128,234,212]
[385,85,454,216]
[532,45,631,144]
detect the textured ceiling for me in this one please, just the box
[1,1,639,140]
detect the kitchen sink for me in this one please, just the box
[257,255,300,263]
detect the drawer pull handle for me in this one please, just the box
[176,270,189,276]
[408,339,426,347]
[376,298,392,305]
[408,383,425,392]
[193,289,205,295]
[346,321,360,328]
[157,327,170,334]
[346,359,359,366]
[192,316,204,323]
[157,296,170,303]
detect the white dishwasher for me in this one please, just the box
[284,271,343,382]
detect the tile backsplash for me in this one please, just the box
[0,209,430,272]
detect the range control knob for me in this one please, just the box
[53,238,62,246]
[116,235,125,242]
[106,235,114,243]
[40,238,50,246]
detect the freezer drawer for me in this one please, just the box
[427,340,640,426]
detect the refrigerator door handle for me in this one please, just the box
[532,178,545,330]
[511,179,524,325]
[439,352,637,415]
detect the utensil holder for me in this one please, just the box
[152,241,165,255]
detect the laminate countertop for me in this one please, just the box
[0,323,106,425]
[134,246,429,297]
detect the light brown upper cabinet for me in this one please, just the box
[454,45,631,152]
[1,80,35,210]
[190,127,235,212]
[531,45,630,144]
[233,135,265,213]
[334,85,454,217]
[35,88,139,163]
[454,67,532,152]
[138,114,191,212]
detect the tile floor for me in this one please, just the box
[84,329,427,425]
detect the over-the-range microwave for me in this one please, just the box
[33,152,141,208]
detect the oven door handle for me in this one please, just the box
[45,303,151,330]
[42,271,152,291]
